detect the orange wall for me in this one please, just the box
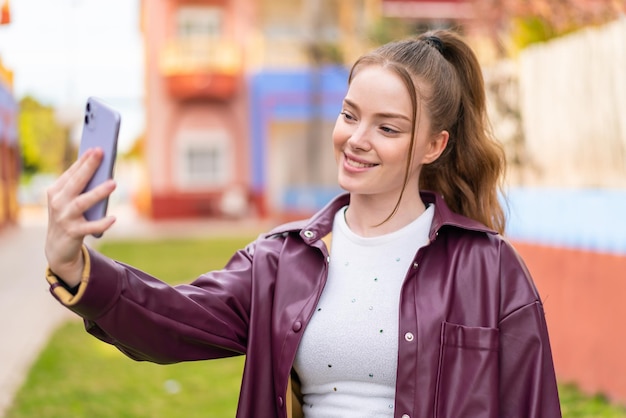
[513,242,626,405]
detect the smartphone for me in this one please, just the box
[77,97,121,235]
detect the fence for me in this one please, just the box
[487,17,626,406]
[518,17,626,187]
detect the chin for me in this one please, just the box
[336,176,355,193]
[337,181,366,195]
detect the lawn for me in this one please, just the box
[7,236,254,418]
[6,236,626,417]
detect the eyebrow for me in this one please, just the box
[343,98,412,122]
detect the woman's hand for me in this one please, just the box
[45,148,117,287]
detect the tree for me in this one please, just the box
[474,0,625,54]
[18,96,74,178]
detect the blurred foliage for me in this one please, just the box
[508,16,558,49]
[308,41,345,65]
[559,383,626,417]
[502,0,624,53]
[367,17,416,47]
[17,96,74,180]
[123,132,144,161]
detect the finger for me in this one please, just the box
[47,149,102,209]
[47,174,113,227]
[62,148,106,197]
[48,148,99,195]
[58,213,117,242]
[69,179,116,219]
[81,215,117,238]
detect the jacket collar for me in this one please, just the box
[422,191,497,239]
[266,191,497,244]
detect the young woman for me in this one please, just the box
[45,30,561,418]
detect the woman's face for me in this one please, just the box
[333,65,444,201]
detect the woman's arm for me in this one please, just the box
[498,241,562,417]
[499,301,561,417]
[48,244,256,364]
[44,147,259,364]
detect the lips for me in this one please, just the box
[345,154,377,169]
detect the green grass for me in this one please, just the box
[6,321,245,418]
[7,236,255,418]
[95,236,256,285]
[7,236,626,417]
[560,384,626,417]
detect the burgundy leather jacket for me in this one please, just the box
[48,191,562,418]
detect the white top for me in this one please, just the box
[293,204,434,417]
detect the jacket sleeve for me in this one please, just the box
[46,241,259,364]
[498,241,562,418]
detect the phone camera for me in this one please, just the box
[84,114,90,125]
[86,102,91,112]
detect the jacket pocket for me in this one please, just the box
[434,322,499,418]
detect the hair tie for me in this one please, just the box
[424,35,445,54]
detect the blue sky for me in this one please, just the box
[0,0,144,152]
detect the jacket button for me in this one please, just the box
[278,396,284,407]
[412,262,418,269]
[303,230,315,239]
[402,414,410,418]
[404,332,415,342]
[292,321,302,332]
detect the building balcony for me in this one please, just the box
[159,39,242,101]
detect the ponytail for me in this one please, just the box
[419,30,507,234]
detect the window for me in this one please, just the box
[176,130,231,189]
[177,6,223,39]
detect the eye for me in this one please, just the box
[380,126,399,134]
[340,111,356,122]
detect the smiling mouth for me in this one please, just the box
[345,154,378,169]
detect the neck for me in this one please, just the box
[345,191,426,237]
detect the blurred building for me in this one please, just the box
[380,0,508,63]
[139,0,379,220]
[0,58,19,229]
[382,0,473,21]
[138,0,513,220]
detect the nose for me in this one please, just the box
[347,124,371,151]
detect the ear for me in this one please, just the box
[422,130,449,164]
